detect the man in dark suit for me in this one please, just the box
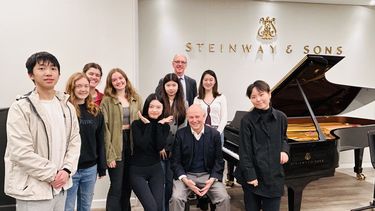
[156,54,197,106]
[169,105,230,211]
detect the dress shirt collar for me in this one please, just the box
[191,126,205,140]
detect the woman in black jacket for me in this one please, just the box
[129,93,170,211]
[235,80,290,211]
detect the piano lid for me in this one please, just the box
[271,54,366,117]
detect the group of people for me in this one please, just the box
[4,51,290,211]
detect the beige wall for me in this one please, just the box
[0,0,138,208]
[139,0,375,118]
[1,0,375,208]
[0,0,138,108]
[139,0,375,173]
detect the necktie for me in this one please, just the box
[205,104,211,125]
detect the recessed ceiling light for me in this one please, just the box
[370,0,375,6]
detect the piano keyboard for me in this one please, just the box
[222,146,239,160]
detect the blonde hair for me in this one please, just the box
[65,72,99,117]
[103,68,140,101]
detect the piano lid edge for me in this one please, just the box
[271,54,345,93]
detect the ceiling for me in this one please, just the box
[257,0,375,6]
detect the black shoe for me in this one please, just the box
[197,196,209,210]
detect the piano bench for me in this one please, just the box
[184,194,216,211]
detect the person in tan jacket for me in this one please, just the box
[4,51,81,211]
[100,68,142,211]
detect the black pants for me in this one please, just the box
[129,162,164,211]
[106,130,132,211]
[161,159,173,211]
[242,184,281,211]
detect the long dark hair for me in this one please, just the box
[198,69,221,99]
[142,93,164,121]
[160,73,186,126]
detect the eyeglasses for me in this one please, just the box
[173,60,187,65]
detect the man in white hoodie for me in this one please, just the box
[4,51,81,211]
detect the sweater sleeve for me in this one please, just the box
[171,129,186,178]
[238,116,257,182]
[209,130,225,181]
[100,99,116,163]
[281,113,290,155]
[217,95,228,134]
[96,112,107,177]
[62,102,81,176]
[156,123,170,151]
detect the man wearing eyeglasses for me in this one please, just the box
[156,54,197,106]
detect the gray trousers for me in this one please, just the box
[16,191,67,211]
[169,172,231,211]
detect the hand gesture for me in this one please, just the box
[199,178,215,196]
[280,152,289,164]
[158,115,173,124]
[108,160,117,168]
[138,111,150,124]
[247,179,258,187]
[159,148,168,160]
[182,177,202,196]
[50,170,69,189]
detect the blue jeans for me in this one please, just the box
[65,165,97,211]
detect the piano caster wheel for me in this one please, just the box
[356,173,366,180]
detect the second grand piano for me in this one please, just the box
[223,55,375,211]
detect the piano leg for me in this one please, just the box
[227,162,235,181]
[286,176,324,211]
[354,148,366,180]
[225,162,235,187]
[287,186,303,211]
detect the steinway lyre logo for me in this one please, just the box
[304,153,312,161]
[257,17,277,40]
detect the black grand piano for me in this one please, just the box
[223,55,375,211]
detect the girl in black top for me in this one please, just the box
[235,80,290,211]
[64,72,106,211]
[130,93,170,211]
